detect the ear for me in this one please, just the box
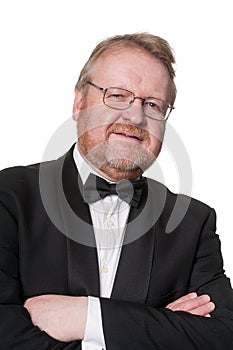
[72,88,83,121]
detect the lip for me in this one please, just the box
[109,131,144,143]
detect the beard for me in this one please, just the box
[78,120,164,178]
[80,136,159,174]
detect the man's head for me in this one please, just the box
[72,33,176,181]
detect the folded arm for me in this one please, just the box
[0,200,82,350]
[22,291,214,344]
[100,208,233,349]
[1,192,233,349]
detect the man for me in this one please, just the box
[0,33,232,349]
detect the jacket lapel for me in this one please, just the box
[59,146,100,296]
[111,223,155,303]
[111,178,167,303]
[53,147,168,300]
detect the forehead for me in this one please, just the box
[90,48,170,97]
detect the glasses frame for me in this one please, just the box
[87,81,174,121]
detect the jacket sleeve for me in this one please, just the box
[0,200,81,350]
[100,208,233,350]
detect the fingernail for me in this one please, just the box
[201,295,210,302]
[209,302,215,310]
[190,292,197,298]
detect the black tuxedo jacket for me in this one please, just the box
[0,145,233,349]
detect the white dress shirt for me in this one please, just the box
[73,145,130,350]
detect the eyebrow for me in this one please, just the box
[106,84,164,101]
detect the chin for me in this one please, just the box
[107,158,141,171]
[106,152,156,173]
[82,139,158,174]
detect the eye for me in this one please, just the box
[144,101,161,112]
[106,90,130,102]
[107,93,125,100]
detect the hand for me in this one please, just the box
[166,292,215,317]
[24,294,88,342]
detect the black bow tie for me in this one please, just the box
[83,173,146,208]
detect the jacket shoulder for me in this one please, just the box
[147,177,213,232]
[0,163,40,189]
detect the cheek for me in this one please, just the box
[147,123,165,152]
[78,104,120,135]
[87,125,107,142]
[78,125,108,157]
[79,124,108,147]
[77,105,123,145]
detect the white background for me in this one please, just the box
[0,1,233,280]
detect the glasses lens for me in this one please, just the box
[143,98,169,120]
[104,88,134,109]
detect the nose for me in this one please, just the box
[121,97,146,126]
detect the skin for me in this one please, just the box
[24,48,215,341]
[72,49,169,181]
[24,295,88,342]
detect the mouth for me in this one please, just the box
[110,131,144,143]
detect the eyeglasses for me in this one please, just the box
[87,81,174,121]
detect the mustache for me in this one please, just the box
[107,123,150,141]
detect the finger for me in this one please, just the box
[168,294,211,312]
[189,302,215,317]
[166,292,197,308]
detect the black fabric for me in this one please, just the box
[83,172,147,207]
[0,144,233,349]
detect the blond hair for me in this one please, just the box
[75,33,176,104]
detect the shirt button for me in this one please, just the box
[102,266,109,273]
[107,219,114,227]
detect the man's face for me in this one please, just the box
[73,49,171,181]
